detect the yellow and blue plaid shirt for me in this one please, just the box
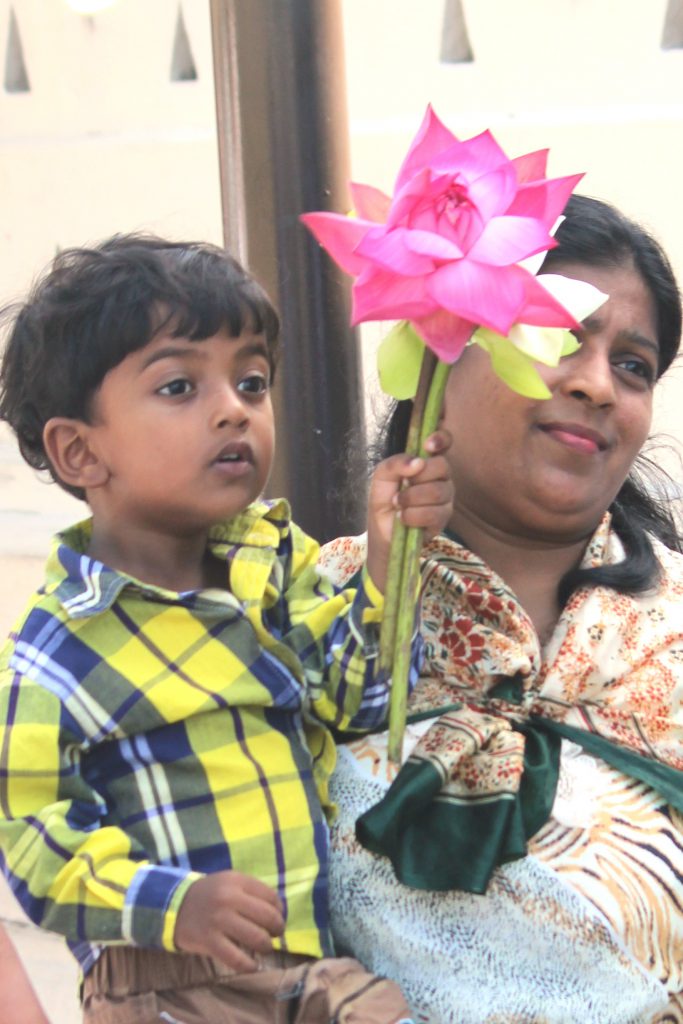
[0,499,414,975]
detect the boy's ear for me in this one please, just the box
[42,418,109,491]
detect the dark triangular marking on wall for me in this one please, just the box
[440,0,474,63]
[170,5,197,81]
[662,0,683,48]
[4,7,30,93]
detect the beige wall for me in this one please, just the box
[0,0,222,302]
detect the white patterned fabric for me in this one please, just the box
[320,524,683,1023]
[330,737,671,1023]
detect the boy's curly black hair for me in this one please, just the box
[0,234,280,499]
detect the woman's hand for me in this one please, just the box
[174,870,285,972]
[366,429,453,592]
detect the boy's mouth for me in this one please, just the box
[213,441,253,465]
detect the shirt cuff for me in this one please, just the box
[122,864,203,950]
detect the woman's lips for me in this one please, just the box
[538,422,608,455]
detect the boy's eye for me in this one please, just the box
[237,373,269,396]
[157,378,193,397]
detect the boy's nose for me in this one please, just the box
[212,384,249,428]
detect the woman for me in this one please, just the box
[319,195,683,1023]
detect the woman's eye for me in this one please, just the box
[237,373,269,396]
[614,357,656,385]
[158,378,193,397]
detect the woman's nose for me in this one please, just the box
[553,343,616,407]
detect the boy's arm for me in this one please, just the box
[0,669,198,949]
[277,432,453,733]
[276,527,417,733]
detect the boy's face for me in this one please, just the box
[85,327,275,534]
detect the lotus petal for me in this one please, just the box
[356,226,437,276]
[463,162,519,225]
[387,169,446,231]
[411,309,477,362]
[515,271,583,328]
[393,106,460,192]
[350,182,392,223]
[352,266,436,324]
[508,173,584,224]
[511,149,549,185]
[404,229,464,261]
[468,215,554,267]
[518,217,565,275]
[537,274,608,322]
[430,131,512,183]
[300,212,372,275]
[428,261,528,335]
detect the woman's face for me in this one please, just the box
[442,261,658,545]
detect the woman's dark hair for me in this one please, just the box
[377,195,683,603]
[542,195,681,377]
[0,234,280,499]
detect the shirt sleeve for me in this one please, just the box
[0,665,200,949]
[270,523,422,734]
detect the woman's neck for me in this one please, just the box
[448,511,590,644]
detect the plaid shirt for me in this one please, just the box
[0,499,410,975]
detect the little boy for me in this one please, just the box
[0,236,452,1023]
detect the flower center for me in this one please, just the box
[440,179,471,225]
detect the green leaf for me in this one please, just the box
[473,328,552,399]
[377,321,426,399]
[561,332,581,356]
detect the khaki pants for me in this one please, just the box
[81,947,414,1024]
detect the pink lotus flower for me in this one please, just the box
[301,106,584,363]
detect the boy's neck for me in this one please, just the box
[86,522,226,593]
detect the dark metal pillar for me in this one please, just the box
[209,0,366,542]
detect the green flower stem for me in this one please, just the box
[378,350,437,679]
[385,353,452,764]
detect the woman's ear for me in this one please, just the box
[42,418,109,492]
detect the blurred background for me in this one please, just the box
[2,1,683,1019]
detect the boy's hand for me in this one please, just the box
[366,429,453,592]
[174,870,285,972]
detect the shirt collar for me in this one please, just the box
[205,498,291,551]
[50,498,292,619]
[579,510,615,570]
